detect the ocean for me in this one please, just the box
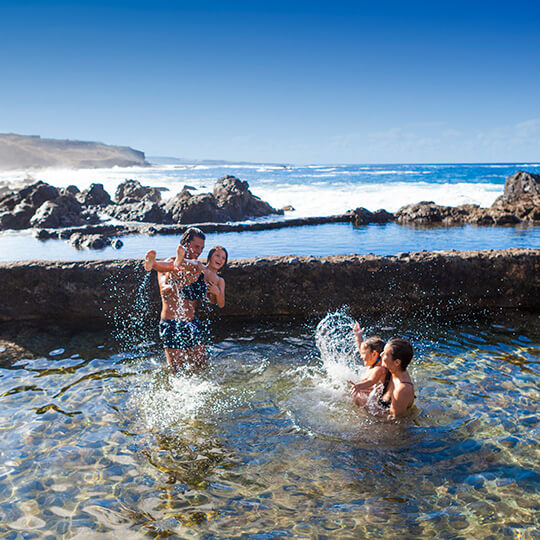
[0,161,539,261]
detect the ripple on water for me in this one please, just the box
[0,312,539,537]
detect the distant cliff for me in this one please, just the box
[0,133,149,170]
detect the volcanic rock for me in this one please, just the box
[105,200,170,223]
[163,176,282,224]
[499,170,540,202]
[69,233,111,249]
[30,195,86,228]
[115,179,162,204]
[350,207,394,226]
[77,183,112,206]
[213,175,283,221]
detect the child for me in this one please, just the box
[144,244,227,308]
[348,323,388,407]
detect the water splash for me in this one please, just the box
[130,370,219,431]
[103,266,159,357]
[315,308,364,386]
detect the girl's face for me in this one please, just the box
[209,249,227,270]
[360,343,379,367]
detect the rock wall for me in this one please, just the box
[0,249,538,323]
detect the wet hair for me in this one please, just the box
[180,227,206,246]
[362,336,385,354]
[207,245,228,271]
[387,337,414,370]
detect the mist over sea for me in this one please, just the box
[0,161,539,261]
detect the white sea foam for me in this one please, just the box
[255,181,502,216]
[1,162,508,218]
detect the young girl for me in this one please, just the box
[348,323,388,407]
[144,244,228,308]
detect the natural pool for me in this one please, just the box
[0,311,539,538]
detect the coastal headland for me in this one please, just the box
[0,133,148,170]
[1,249,538,325]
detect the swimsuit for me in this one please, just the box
[379,379,415,410]
[179,273,207,300]
[159,318,208,350]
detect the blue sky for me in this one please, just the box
[1,0,539,163]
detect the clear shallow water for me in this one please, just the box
[1,311,539,538]
[0,222,539,262]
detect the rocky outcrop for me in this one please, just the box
[349,207,394,226]
[499,170,540,201]
[0,133,148,170]
[0,181,93,229]
[114,179,162,204]
[0,249,537,323]
[77,183,112,206]
[163,176,283,224]
[104,200,169,224]
[396,170,540,225]
[213,175,283,221]
[0,176,283,234]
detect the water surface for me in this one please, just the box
[1,311,539,538]
[1,222,538,262]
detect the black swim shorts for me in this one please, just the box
[159,318,208,350]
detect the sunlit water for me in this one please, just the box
[0,222,539,262]
[1,309,538,538]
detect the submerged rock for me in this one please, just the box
[69,233,111,249]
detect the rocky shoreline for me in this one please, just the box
[1,169,538,250]
[0,249,538,325]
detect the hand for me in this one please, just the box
[349,380,359,396]
[207,281,219,295]
[353,323,364,339]
[174,245,186,269]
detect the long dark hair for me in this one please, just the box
[207,245,228,271]
[387,337,414,370]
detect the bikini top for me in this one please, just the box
[379,377,415,410]
[179,273,207,300]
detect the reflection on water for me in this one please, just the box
[0,313,539,538]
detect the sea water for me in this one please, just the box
[0,161,539,262]
[0,310,538,538]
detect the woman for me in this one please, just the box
[377,337,415,418]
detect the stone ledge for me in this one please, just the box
[0,249,538,323]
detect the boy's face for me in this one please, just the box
[360,343,379,367]
[186,236,205,259]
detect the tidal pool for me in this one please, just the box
[0,312,539,538]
